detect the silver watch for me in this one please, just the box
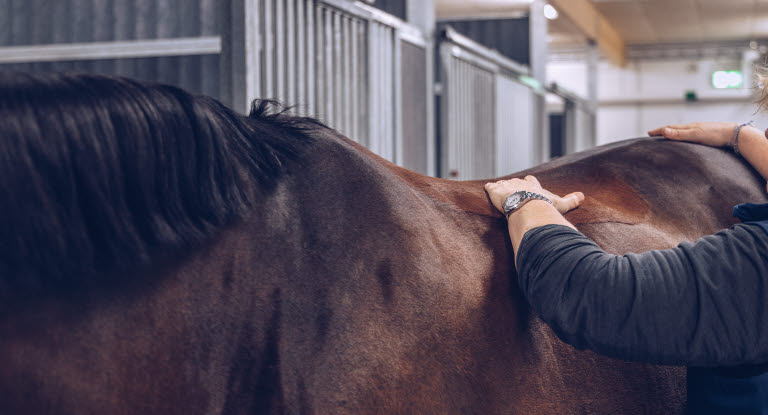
[502,191,552,216]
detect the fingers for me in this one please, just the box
[648,124,694,137]
[663,128,698,141]
[524,175,540,186]
[555,192,585,214]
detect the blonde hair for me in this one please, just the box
[757,65,768,111]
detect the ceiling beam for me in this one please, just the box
[549,0,626,66]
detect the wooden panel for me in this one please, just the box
[550,0,626,66]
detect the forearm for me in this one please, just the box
[736,125,768,181]
[517,224,768,366]
[507,200,575,258]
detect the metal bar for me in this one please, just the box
[449,46,497,74]
[368,21,379,154]
[263,0,274,98]
[442,26,529,76]
[156,0,175,79]
[324,7,333,125]
[177,0,200,90]
[296,0,306,114]
[438,43,451,178]
[393,31,403,166]
[342,16,352,137]
[112,0,134,75]
[350,18,359,142]
[319,0,371,19]
[333,11,343,131]
[383,26,393,160]
[425,39,436,177]
[463,60,470,179]
[357,18,368,146]
[460,59,467,180]
[0,36,222,64]
[306,0,315,116]
[246,0,261,107]
[275,0,285,101]
[220,0,260,113]
[353,0,426,47]
[200,0,218,99]
[315,4,325,120]
[287,0,296,106]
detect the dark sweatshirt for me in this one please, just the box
[515,203,768,413]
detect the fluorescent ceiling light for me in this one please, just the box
[544,4,558,20]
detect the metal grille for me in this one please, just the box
[496,75,534,176]
[438,28,536,181]
[401,40,429,175]
[257,0,401,160]
[0,0,219,47]
[0,0,221,97]
[441,52,495,180]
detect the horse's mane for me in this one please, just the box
[0,72,319,293]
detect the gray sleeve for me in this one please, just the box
[516,223,768,366]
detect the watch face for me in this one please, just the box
[503,192,525,211]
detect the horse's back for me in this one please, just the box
[256,136,703,414]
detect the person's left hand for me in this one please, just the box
[484,176,585,215]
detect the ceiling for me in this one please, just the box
[591,0,768,45]
[436,0,768,46]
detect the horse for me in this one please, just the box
[1,72,764,414]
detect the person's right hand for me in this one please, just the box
[648,122,737,147]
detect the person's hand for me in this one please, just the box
[648,122,737,147]
[484,176,584,215]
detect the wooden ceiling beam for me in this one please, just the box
[549,0,626,66]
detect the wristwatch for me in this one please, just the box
[502,191,553,216]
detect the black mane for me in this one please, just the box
[0,72,319,293]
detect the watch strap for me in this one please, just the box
[503,191,553,216]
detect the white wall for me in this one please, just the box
[548,50,767,147]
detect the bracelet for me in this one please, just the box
[730,120,754,155]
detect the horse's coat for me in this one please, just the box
[2,75,766,414]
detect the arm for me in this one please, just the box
[516,223,768,366]
[649,123,768,190]
[483,176,582,257]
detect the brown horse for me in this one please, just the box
[1,73,764,414]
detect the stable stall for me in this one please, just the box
[547,83,596,156]
[0,0,434,173]
[436,27,543,180]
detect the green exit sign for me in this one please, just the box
[712,70,743,89]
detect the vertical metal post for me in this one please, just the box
[529,0,549,163]
[393,30,403,166]
[333,11,343,131]
[263,0,274,99]
[296,0,306,114]
[324,8,333,125]
[315,5,325,121]
[220,0,261,114]
[306,0,315,116]
[351,18,360,143]
[586,40,599,149]
[275,0,285,102]
[368,21,379,154]
[342,16,352,137]
[286,0,296,106]
[564,99,577,154]
[438,43,451,179]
